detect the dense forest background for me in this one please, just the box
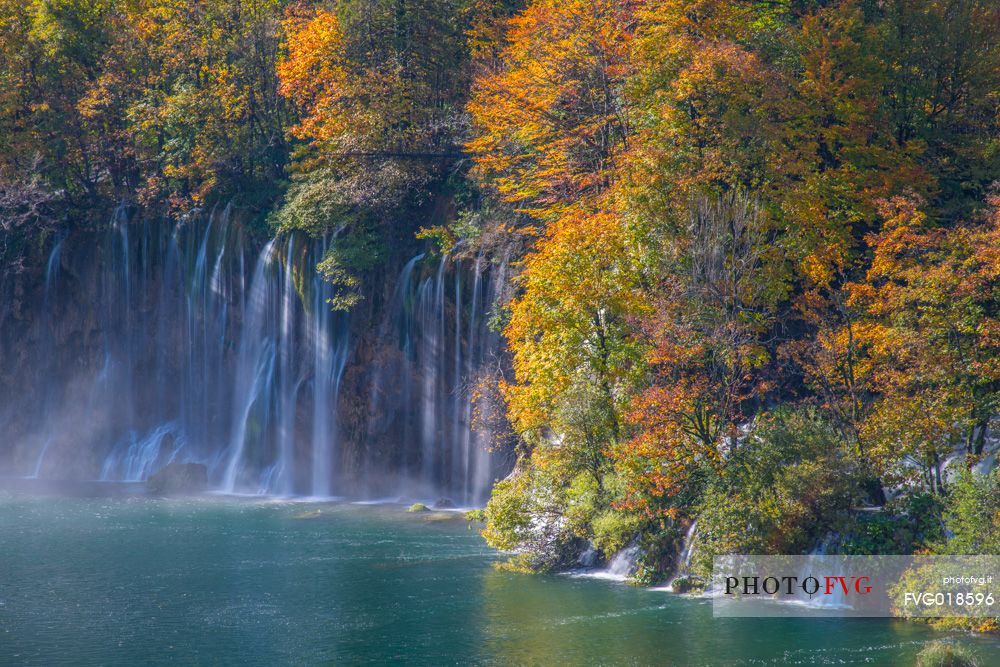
[2,0,1000,625]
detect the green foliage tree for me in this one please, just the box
[690,408,860,576]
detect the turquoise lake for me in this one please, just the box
[1,492,998,666]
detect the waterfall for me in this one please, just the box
[29,237,65,478]
[607,545,642,579]
[276,235,300,495]
[790,535,850,609]
[100,422,186,482]
[5,210,506,501]
[222,239,278,493]
[663,520,701,592]
[572,542,641,581]
[680,520,698,570]
[374,252,502,504]
[418,256,447,485]
[308,237,350,499]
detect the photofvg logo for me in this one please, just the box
[712,555,1000,618]
[723,574,872,597]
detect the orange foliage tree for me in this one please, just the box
[845,192,1000,491]
[467,0,635,225]
[616,192,784,515]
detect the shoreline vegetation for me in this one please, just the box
[1,0,999,643]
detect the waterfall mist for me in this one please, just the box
[0,208,508,504]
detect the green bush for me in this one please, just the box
[590,509,644,557]
[690,407,860,575]
[561,472,602,541]
[939,469,1000,555]
[914,641,979,667]
[482,473,536,552]
[633,525,683,585]
[839,493,944,555]
[481,467,581,572]
[670,575,705,594]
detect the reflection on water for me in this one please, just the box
[479,568,1000,665]
[0,492,997,666]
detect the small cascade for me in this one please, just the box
[793,535,850,608]
[679,520,698,570]
[606,544,642,580]
[577,545,600,568]
[571,540,642,581]
[6,209,506,500]
[663,520,703,592]
[101,423,186,482]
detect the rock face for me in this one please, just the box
[146,462,209,496]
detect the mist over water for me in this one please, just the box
[0,208,505,503]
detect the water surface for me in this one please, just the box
[1,493,997,665]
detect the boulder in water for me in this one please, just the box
[433,497,456,509]
[146,462,208,496]
[407,503,430,512]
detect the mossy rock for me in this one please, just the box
[407,503,430,513]
[464,509,486,522]
[670,575,705,595]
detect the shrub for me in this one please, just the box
[482,466,580,572]
[940,469,1000,555]
[839,492,944,555]
[914,641,979,667]
[670,575,705,594]
[590,509,644,557]
[690,407,860,575]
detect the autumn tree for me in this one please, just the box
[618,192,782,515]
[117,0,291,210]
[467,0,634,225]
[503,206,649,458]
[847,192,1000,492]
[466,0,645,493]
[275,1,517,306]
[870,0,1000,217]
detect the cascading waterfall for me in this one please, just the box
[29,236,65,478]
[222,238,278,494]
[362,251,501,505]
[5,210,505,502]
[310,242,351,498]
[679,520,698,571]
